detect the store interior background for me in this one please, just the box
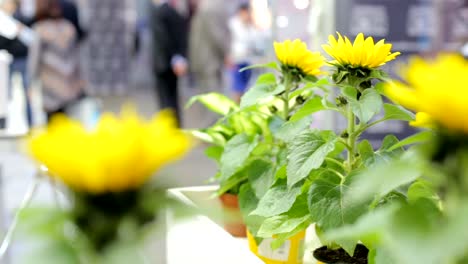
[0,0,467,262]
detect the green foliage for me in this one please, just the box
[219,134,259,185]
[240,73,284,108]
[240,61,280,72]
[204,145,224,163]
[239,184,265,237]
[290,97,326,122]
[274,115,313,142]
[349,151,423,203]
[383,103,415,121]
[350,89,383,124]
[287,130,338,187]
[308,171,370,255]
[248,158,276,199]
[257,191,312,249]
[250,179,302,217]
[387,130,433,151]
[186,92,238,116]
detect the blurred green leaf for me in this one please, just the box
[407,180,440,207]
[186,92,238,116]
[323,205,399,248]
[388,131,433,152]
[290,97,326,122]
[204,145,224,163]
[287,130,338,187]
[383,104,415,121]
[349,151,423,203]
[240,61,279,72]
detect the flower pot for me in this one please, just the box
[312,244,368,264]
[247,230,306,264]
[219,193,247,237]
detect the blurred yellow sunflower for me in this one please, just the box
[28,109,192,194]
[410,112,434,129]
[274,39,325,76]
[385,54,468,134]
[322,32,400,69]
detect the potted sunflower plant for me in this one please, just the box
[246,33,432,264]
[188,39,326,262]
[17,109,192,264]
[322,54,468,264]
[186,93,273,237]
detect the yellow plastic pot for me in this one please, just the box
[247,230,306,264]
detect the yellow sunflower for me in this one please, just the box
[410,112,434,129]
[274,39,325,76]
[322,32,400,69]
[28,109,192,194]
[385,54,468,134]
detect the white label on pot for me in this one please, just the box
[258,238,290,261]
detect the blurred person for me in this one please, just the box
[189,0,231,93]
[0,0,35,126]
[228,2,257,103]
[150,0,188,127]
[28,0,83,121]
[189,0,231,126]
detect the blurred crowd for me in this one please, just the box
[0,0,271,128]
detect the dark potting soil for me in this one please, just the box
[313,244,369,264]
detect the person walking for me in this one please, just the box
[228,3,257,103]
[150,0,188,126]
[28,0,83,121]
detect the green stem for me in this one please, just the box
[346,104,357,171]
[325,157,346,171]
[328,168,345,183]
[354,117,390,137]
[282,75,292,121]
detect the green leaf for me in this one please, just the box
[349,151,423,203]
[239,184,265,236]
[189,130,227,145]
[387,130,433,152]
[251,179,302,217]
[240,61,279,72]
[358,140,375,167]
[274,115,313,142]
[247,159,276,199]
[368,248,397,264]
[342,85,357,101]
[308,171,368,255]
[220,134,259,182]
[258,214,310,238]
[350,89,383,123]
[186,92,239,116]
[205,145,224,163]
[383,103,415,121]
[290,97,325,122]
[323,205,399,248]
[407,180,440,206]
[308,171,368,231]
[217,168,248,195]
[287,130,338,187]
[241,73,284,108]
